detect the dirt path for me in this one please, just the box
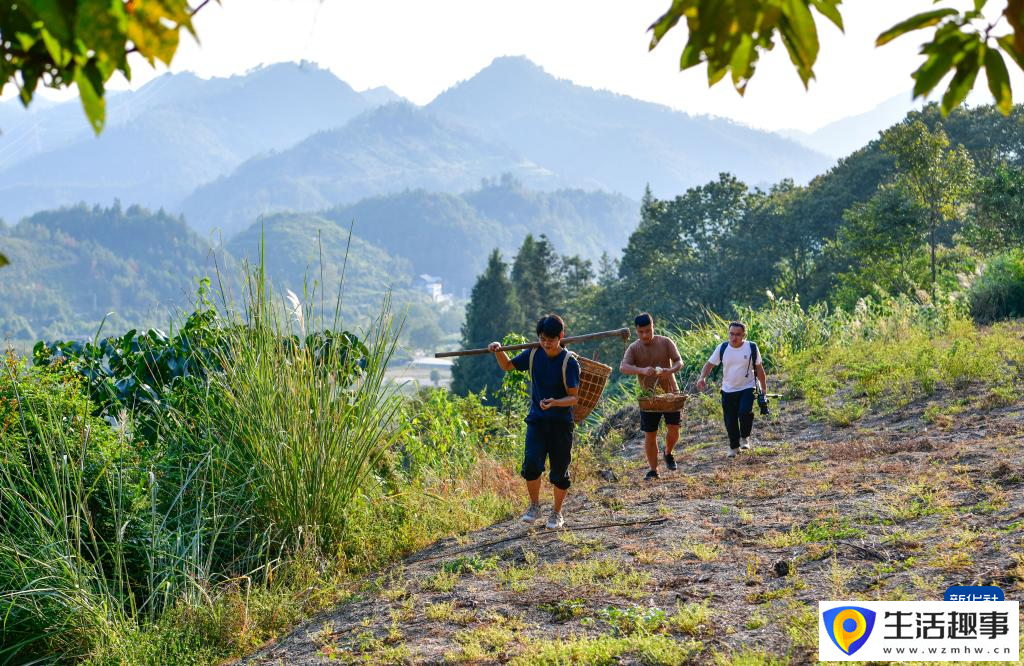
[240,387,1024,665]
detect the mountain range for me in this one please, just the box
[0,63,401,223]
[1,57,836,235]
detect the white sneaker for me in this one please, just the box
[740,437,751,450]
[545,511,564,529]
[728,447,738,459]
[521,502,541,523]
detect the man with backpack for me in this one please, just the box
[695,321,768,459]
[489,314,580,529]
[619,313,684,480]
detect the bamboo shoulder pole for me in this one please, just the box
[434,327,630,358]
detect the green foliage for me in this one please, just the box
[509,233,597,329]
[618,174,754,323]
[32,304,222,419]
[969,164,1024,251]
[826,184,930,308]
[511,233,565,328]
[494,332,531,420]
[2,241,525,663]
[0,357,145,661]
[599,605,669,637]
[669,294,833,380]
[648,0,843,92]
[515,633,699,666]
[880,119,976,294]
[968,249,1024,322]
[648,0,1024,115]
[0,0,199,132]
[202,289,401,552]
[784,296,1021,419]
[451,250,521,398]
[396,387,522,480]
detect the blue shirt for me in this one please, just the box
[511,348,581,424]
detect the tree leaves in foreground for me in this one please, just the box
[649,0,1024,115]
[0,0,206,133]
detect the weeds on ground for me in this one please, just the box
[445,614,524,663]
[714,646,791,665]
[496,564,538,593]
[513,633,701,666]
[546,558,654,599]
[759,518,864,548]
[669,540,721,562]
[424,602,476,625]
[539,599,587,622]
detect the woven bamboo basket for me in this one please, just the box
[573,356,612,423]
[637,392,688,413]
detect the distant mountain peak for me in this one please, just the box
[360,85,405,106]
[480,55,549,76]
[432,55,560,104]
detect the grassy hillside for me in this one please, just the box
[226,212,419,322]
[6,289,1020,664]
[240,298,1024,664]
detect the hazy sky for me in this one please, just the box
[11,0,1022,131]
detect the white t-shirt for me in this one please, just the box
[707,341,763,393]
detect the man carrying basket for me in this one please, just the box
[489,314,580,529]
[619,313,683,481]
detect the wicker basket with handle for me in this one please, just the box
[529,349,612,423]
[637,392,688,413]
[573,356,612,423]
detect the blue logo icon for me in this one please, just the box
[823,606,876,655]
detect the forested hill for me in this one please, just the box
[0,204,433,345]
[178,103,561,238]
[321,177,638,292]
[449,103,1024,398]
[0,204,221,342]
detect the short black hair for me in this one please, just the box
[728,321,746,333]
[536,314,565,338]
[634,312,653,327]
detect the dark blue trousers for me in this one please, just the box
[522,420,573,489]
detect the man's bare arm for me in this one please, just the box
[541,386,579,410]
[694,361,715,391]
[488,341,516,371]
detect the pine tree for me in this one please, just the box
[511,234,562,330]
[451,249,521,398]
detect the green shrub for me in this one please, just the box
[969,249,1024,323]
[0,357,145,661]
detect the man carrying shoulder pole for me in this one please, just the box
[489,314,580,529]
[695,321,768,459]
[619,313,683,481]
